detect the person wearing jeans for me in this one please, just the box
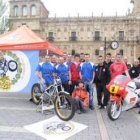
[78,53,95,110]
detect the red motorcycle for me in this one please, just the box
[106,75,140,121]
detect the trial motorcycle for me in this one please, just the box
[106,75,140,121]
[31,76,75,121]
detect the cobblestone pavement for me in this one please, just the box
[0,92,140,140]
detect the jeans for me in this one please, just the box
[84,82,94,106]
[74,96,88,113]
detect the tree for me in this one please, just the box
[0,0,9,35]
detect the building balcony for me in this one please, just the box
[46,37,55,42]
[118,37,125,41]
[94,36,101,41]
[69,37,77,41]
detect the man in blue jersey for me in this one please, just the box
[36,55,55,86]
[54,57,72,92]
[79,53,95,110]
[64,54,72,67]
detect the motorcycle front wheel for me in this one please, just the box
[31,83,42,105]
[107,101,122,121]
[54,93,75,121]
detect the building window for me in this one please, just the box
[14,6,18,16]
[46,32,54,42]
[71,32,76,37]
[95,49,99,55]
[70,32,77,41]
[23,5,27,16]
[72,50,75,56]
[119,31,124,41]
[120,49,123,56]
[95,31,100,41]
[31,5,36,15]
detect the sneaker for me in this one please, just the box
[76,109,81,114]
[89,105,94,110]
[98,105,102,109]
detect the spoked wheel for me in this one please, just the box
[107,101,122,121]
[54,92,75,121]
[31,83,42,105]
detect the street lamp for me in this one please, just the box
[100,37,119,59]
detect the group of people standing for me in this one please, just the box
[36,52,140,114]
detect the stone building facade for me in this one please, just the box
[9,0,140,63]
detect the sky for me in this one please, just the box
[42,0,133,17]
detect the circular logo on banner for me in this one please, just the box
[43,121,75,135]
[0,51,31,92]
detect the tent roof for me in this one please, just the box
[0,25,63,55]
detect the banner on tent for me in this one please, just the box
[0,50,38,93]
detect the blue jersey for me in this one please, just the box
[54,64,70,82]
[78,62,95,82]
[64,61,72,67]
[36,62,55,84]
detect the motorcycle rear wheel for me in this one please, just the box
[54,93,75,121]
[107,101,122,121]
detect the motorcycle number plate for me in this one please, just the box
[109,85,119,93]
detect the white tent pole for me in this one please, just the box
[46,50,48,55]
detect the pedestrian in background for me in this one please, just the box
[80,53,85,62]
[129,59,140,79]
[123,56,131,70]
[63,53,67,62]
[111,56,115,63]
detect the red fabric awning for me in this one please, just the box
[0,25,63,55]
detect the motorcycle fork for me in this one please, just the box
[110,95,122,108]
[117,97,122,108]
